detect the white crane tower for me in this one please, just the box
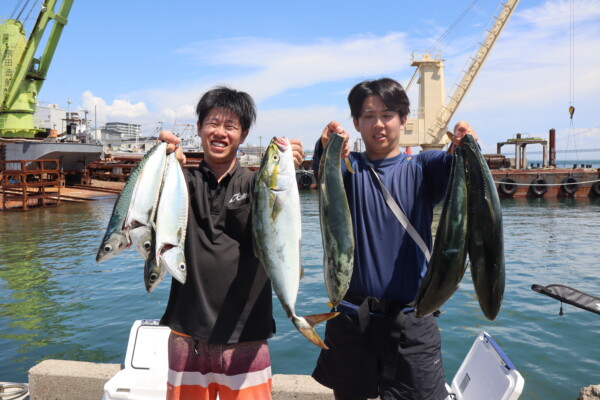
[400,0,520,151]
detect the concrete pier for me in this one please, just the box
[27,359,333,400]
[20,359,600,400]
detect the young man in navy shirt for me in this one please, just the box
[311,78,477,400]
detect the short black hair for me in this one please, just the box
[348,78,410,119]
[196,86,256,132]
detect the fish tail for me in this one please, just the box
[292,312,339,349]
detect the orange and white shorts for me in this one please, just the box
[167,331,272,400]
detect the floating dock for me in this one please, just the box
[487,129,600,199]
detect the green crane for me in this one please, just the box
[0,0,74,138]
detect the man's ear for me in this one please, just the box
[196,121,202,136]
[240,130,249,144]
[400,115,407,128]
[353,117,360,132]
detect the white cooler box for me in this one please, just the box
[447,331,524,400]
[103,321,524,400]
[103,319,171,400]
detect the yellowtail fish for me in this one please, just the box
[252,137,338,349]
[318,132,354,308]
[462,134,505,321]
[415,146,468,317]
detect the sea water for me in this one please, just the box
[1,190,600,399]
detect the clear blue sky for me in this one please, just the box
[2,0,599,155]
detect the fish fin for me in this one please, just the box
[326,301,334,308]
[271,195,284,221]
[344,157,355,174]
[292,312,339,349]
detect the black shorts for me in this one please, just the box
[312,308,448,400]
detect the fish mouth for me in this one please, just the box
[273,137,289,152]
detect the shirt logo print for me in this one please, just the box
[229,192,248,203]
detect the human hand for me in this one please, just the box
[452,121,478,147]
[158,130,186,166]
[290,139,305,169]
[321,121,350,159]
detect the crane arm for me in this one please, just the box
[2,0,74,111]
[426,0,520,143]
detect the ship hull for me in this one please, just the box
[1,140,103,171]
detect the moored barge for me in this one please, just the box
[487,129,600,198]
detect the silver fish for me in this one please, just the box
[155,152,188,284]
[318,132,354,308]
[252,137,338,349]
[124,142,168,260]
[143,226,166,293]
[96,142,167,263]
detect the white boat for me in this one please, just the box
[103,320,524,400]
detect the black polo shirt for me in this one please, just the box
[160,160,274,344]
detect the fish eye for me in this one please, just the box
[103,245,112,252]
[273,155,279,161]
[144,242,152,250]
[179,263,186,271]
[150,273,158,282]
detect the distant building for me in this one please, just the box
[34,103,92,141]
[34,103,66,132]
[103,122,141,140]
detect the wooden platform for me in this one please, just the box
[0,179,124,210]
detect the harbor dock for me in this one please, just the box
[24,360,332,400]
[3,359,596,399]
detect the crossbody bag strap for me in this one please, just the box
[364,156,432,262]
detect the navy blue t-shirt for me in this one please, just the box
[314,143,452,304]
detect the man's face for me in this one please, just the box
[198,107,248,166]
[353,95,406,160]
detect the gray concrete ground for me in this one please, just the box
[27,359,333,399]
[22,359,600,400]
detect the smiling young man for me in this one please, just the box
[311,78,476,400]
[158,86,304,400]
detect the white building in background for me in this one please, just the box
[103,122,141,140]
[34,103,93,141]
[34,103,66,132]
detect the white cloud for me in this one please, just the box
[518,0,600,29]
[151,33,412,103]
[81,91,149,124]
